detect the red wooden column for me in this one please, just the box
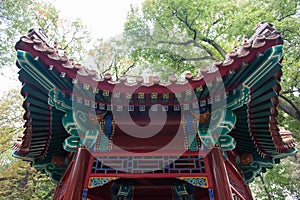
[64,147,90,200]
[206,146,233,200]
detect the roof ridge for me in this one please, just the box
[15,22,282,87]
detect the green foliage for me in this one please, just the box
[250,147,300,200]
[0,1,92,198]
[88,38,137,80]
[0,88,24,166]
[0,160,55,200]
[0,0,91,69]
[278,109,300,141]
[0,88,55,199]
[121,0,300,87]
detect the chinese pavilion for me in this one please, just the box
[13,22,296,200]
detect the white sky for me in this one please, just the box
[0,0,143,94]
[52,0,143,39]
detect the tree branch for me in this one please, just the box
[156,18,170,38]
[102,53,117,75]
[200,37,226,59]
[156,39,217,60]
[102,64,113,75]
[281,89,300,94]
[171,6,226,59]
[172,7,197,40]
[122,62,136,75]
[193,42,217,60]
[114,64,119,80]
[278,12,297,21]
[62,32,79,50]
[157,39,195,46]
[180,56,213,61]
[190,8,201,27]
[259,173,273,200]
[277,3,298,21]
[278,95,300,121]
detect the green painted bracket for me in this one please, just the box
[198,108,237,151]
[226,85,251,110]
[239,154,277,182]
[49,88,105,152]
[244,45,283,88]
[48,89,72,111]
[17,50,55,91]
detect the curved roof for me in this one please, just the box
[13,22,296,182]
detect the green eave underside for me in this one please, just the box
[14,44,296,183]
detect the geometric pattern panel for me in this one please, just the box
[92,155,205,174]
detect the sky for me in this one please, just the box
[52,0,143,39]
[0,0,143,94]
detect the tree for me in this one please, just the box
[0,1,92,198]
[0,89,24,168]
[119,0,300,122]
[0,0,92,69]
[250,143,300,200]
[87,38,136,80]
[0,89,56,199]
